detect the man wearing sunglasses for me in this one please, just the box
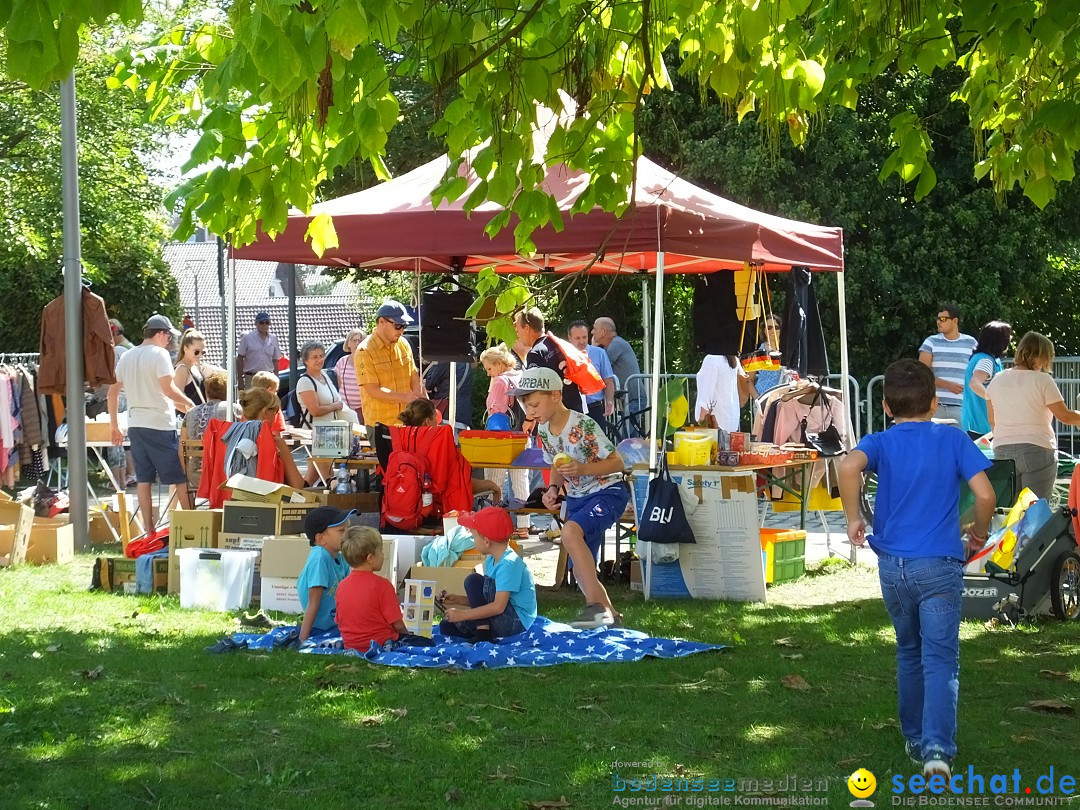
[918,304,976,422]
[354,300,426,428]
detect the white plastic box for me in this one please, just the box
[177,548,258,611]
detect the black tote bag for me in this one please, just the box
[637,456,696,544]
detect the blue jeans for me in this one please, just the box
[439,573,526,639]
[877,553,964,759]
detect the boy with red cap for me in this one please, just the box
[440,507,537,643]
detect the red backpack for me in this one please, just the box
[381,428,439,531]
[545,333,605,395]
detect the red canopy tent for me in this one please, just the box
[230,103,848,471]
[233,151,843,275]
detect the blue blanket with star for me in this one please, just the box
[228,617,725,670]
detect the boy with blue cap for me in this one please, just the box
[298,506,355,641]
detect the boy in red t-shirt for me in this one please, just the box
[336,526,435,651]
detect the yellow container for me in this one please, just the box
[673,431,714,466]
[458,431,529,465]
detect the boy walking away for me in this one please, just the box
[838,360,995,782]
[336,526,435,651]
[440,507,537,642]
[298,507,355,641]
[511,367,629,629]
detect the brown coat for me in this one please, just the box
[38,289,116,395]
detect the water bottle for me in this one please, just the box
[421,473,434,508]
[334,463,354,495]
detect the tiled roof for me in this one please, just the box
[182,299,379,366]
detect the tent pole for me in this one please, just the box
[226,239,237,420]
[286,263,298,394]
[60,69,88,550]
[449,362,458,430]
[647,254,665,473]
[837,269,853,444]
[641,277,650,375]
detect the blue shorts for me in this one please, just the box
[565,483,630,561]
[128,427,187,485]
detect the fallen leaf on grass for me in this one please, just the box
[1025,699,1074,715]
[526,798,571,809]
[444,788,463,803]
[366,742,393,751]
[975,658,997,664]
[1039,670,1069,681]
[466,715,482,724]
[323,663,363,673]
[508,701,526,714]
[781,674,811,692]
[388,707,407,718]
[359,714,385,726]
[673,764,688,776]
[773,637,800,648]
[1012,735,1038,744]
[870,719,898,731]
[81,666,104,681]
[45,644,61,653]
[780,653,803,660]
[488,766,514,782]
[705,667,730,680]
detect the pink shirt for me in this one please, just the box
[334,354,363,414]
[486,369,522,416]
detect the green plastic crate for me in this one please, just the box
[772,556,806,584]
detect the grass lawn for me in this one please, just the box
[1,552,1078,809]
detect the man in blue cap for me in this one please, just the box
[237,311,282,388]
[354,299,426,428]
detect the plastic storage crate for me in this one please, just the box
[760,528,807,585]
[458,431,529,465]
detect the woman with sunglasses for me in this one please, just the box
[173,329,223,411]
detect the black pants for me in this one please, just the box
[587,401,610,434]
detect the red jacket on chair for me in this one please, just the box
[388,425,474,515]
[198,418,283,508]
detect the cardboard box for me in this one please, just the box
[85,421,115,443]
[278,502,321,536]
[0,499,34,567]
[223,474,324,504]
[96,556,169,594]
[630,560,642,592]
[325,492,380,512]
[220,533,269,604]
[222,500,278,536]
[259,536,396,612]
[167,509,223,594]
[631,470,765,603]
[404,563,482,597]
[25,517,75,565]
[260,535,311,579]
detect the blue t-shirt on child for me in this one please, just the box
[486,549,537,631]
[297,545,348,631]
[857,422,991,561]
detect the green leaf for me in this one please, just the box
[325,0,369,59]
[305,211,339,257]
[1023,175,1054,209]
[913,164,937,201]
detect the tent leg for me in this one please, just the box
[641,277,651,376]
[226,240,237,419]
[449,362,457,430]
[647,254,665,471]
[837,269,853,445]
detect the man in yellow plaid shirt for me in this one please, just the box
[353,300,426,428]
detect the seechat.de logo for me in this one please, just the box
[848,768,877,807]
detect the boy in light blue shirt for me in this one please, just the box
[440,507,537,643]
[839,359,994,784]
[297,506,355,640]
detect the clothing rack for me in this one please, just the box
[0,353,40,364]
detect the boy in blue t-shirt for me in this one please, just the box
[297,506,355,640]
[439,507,537,643]
[839,359,995,784]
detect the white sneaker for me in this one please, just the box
[569,603,614,629]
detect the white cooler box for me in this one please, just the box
[177,548,258,611]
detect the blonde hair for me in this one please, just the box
[252,371,279,392]
[1014,331,1055,371]
[238,387,278,421]
[343,328,366,351]
[480,344,516,372]
[342,526,383,567]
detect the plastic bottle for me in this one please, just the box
[334,463,354,495]
[421,473,434,508]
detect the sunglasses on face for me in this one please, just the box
[193,349,203,356]
[391,323,406,331]
[937,315,956,322]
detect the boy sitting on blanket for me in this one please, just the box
[336,526,435,651]
[440,507,537,643]
[298,506,354,641]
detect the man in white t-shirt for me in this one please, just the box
[918,304,976,422]
[108,314,196,530]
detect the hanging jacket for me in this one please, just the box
[781,267,830,378]
[39,288,116,395]
[387,424,473,515]
[198,418,283,508]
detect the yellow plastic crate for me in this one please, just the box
[458,431,529,466]
[760,528,807,585]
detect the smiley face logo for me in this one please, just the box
[847,768,877,799]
